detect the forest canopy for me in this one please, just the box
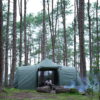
[0,0,99,93]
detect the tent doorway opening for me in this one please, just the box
[37,68,59,87]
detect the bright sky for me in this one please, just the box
[17,0,74,24]
[26,0,97,14]
[4,0,97,23]
[21,0,97,24]
[27,0,42,14]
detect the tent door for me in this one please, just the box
[37,68,59,87]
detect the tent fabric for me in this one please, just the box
[59,66,82,86]
[14,58,83,89]
[14,65,38,89]
[37,58,61,68]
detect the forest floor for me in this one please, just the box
[0,88,99,100]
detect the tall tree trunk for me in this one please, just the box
[5,0,10,86]
[91,13,95,67]
[0,0,3,90]
[19,0,23,66]
[54,1,59,38]
[76,0,79,67]
[26,36,29,65]
[47,0,52,33]
[61,0,68,66]
[10,0,17,86]
[87,0,92,72]
[51,0,55,62]
[28,27,32,65]
[57,19,61,63]
[96,0,99,69]
[78,0,86,79]
[24,0,28,65]
[74,0,77,67]
[47,0,55,62]
[9,46,12,70]
[41,0,46,60]
[41,0,46,84]
[29,43,31,64]
[96,1,100,99]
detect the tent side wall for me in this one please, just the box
[14,65,83,89]
[59,67,82,86]
[14,66,38,89]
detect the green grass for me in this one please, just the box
[0,88,99,100]
[4,88,36,93]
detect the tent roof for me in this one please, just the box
[17,65,36,70]
[17,59,79,72]
[37,58,61,69]
[17,58,61,71]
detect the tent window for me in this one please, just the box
[37,69,59,87]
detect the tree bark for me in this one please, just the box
[96,0,99,69]
[24,0,28,65]
[61,0,68,66]
[41,0,46,60]
[54,1,59,39]
[74,0,77,67]
[47,0,55,62]
[87,0,92,72]
[78,0,86,79]
[0,0,3,90]
[51,0,55,62]
[19,0,23,66]
[10,0,17,86]
[5,0,10,86]
[47,0,52,34]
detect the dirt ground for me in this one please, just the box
[0,88,99,100]
[0,92,57,100]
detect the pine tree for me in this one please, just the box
[78,0,86,79]
[24,0,28,65]
[19,0,23,66]
[5,0,10,86]
[96,0,99,69]
[10,0,17,86]
[61,0,68,66]
[74,0,77,67]
[41,0,46,60]
[87,0,92,72]
[0,0,3,90]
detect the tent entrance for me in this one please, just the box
[37,68,59,87]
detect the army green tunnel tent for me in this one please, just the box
[14,58,83,89]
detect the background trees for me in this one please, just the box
[1,0,100,87]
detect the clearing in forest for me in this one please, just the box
[0,88,98,100]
